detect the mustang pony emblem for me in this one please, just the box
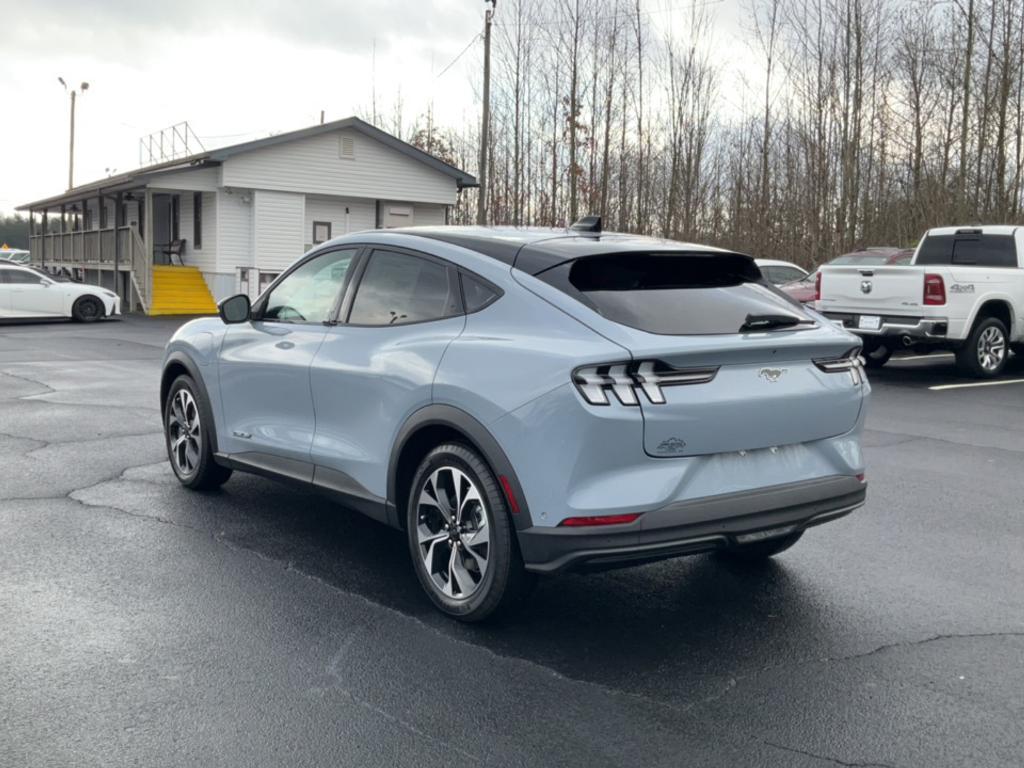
[758,368,787,383]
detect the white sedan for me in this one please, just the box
[755,258,809,286]
[0,263,120,322]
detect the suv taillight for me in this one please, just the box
[814,271,822,302]
[573,361,719,406]
[924,273,945,305]
[813,348,867,385]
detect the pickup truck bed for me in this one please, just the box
[815,226,1024,378]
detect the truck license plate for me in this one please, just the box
[858,315,881,330]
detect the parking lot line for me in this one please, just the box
[929,378,1024,391]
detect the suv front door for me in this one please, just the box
[217,247,359,471]
[309,247,465,522]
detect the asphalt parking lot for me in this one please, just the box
[1,315,1022,768]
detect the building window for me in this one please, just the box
[312,221,331,245]
[193,192,203,249]
[238,268,249,297]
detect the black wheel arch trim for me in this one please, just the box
[161,352,221,455]
[387,404,534,530]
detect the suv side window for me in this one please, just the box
[262,248,357,323]
[348,249,460,326]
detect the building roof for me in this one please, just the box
[18,116,476,211]
[400,225,736,275]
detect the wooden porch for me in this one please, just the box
[29,226,152,313]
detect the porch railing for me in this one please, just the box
[29,226,150,312]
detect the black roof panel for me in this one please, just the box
[395,226,736,275]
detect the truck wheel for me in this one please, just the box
[862,342,892,369]
[957,317,1008,378]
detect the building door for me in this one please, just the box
[151,194,180,264]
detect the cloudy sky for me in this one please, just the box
[0,0,755,214]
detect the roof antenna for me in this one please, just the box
[570,215,602,234]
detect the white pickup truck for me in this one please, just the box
[815,225,1024,378]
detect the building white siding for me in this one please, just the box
[252,190,304,272]
[303,196,375,248]
[178,191,218,273]
[222,129,458,205]
[154,166,221,192]
[216,189,253,273]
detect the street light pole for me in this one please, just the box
[58,77,89,190]
[476,0,495,226]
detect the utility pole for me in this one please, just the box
[58,77,89,190]
[476,0,495,225]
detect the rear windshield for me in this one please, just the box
[535,252,812,335]
[916,233,1018,268]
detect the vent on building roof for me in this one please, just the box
[340,135,355,159]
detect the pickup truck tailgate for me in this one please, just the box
[818,266,923,313]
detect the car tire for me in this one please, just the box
[956,317,1009,379]
[164,374,233,490]
[71,295,104,323]
[862,341,892,369]
[718,531,804,562]
[406,443,534,622]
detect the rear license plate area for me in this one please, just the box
[857,315,881,330]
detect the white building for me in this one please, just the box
[19,117,476,314]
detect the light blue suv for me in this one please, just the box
[161,222,869,621]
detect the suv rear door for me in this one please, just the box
[308,247,466,522]
[531,251,866,458]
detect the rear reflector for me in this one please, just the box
[499,475,521,514]
[560,513,641,527]
[856,473,866,483]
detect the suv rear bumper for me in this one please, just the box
[517,475,866,574]
[823,312,949,339]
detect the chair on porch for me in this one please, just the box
[161,239,187,266]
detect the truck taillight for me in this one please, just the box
[814,271,822,301]
[924,274,945,305]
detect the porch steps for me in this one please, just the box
[149,265,218,316]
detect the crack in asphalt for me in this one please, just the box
[765,740,898,768]
[0,370,57,397]
[20,430,163,458]
[830,631,1024,663]
[863,426,1024,456]
[323,630,483,764]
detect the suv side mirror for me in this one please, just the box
[219,294,251,324]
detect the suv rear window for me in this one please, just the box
[536,252,811,335]
[916,233,1018,268]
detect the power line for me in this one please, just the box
[436,32,483,79]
